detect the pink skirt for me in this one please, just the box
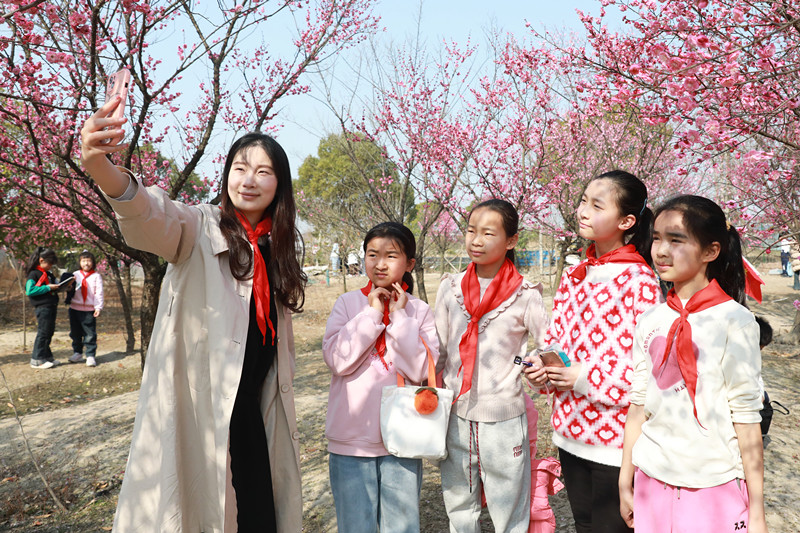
[633,469,749,532]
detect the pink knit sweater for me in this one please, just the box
[546,261,662,466]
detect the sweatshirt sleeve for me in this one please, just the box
[544,271,569,348]
[629,316,649,406]
[94,274,105,311]
[724,315,762,424]
[25,278,51,297]
[385,301,439,384]
[322,294,385,377]
[434,277,451,376]
[523,284,548,351]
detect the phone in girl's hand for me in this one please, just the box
[539,350,570,367]
[101,68,131,144]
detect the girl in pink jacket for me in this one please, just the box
[323,222,439,533]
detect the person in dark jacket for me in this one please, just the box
[25,247,72,369]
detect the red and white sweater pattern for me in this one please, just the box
[546,261,662,460]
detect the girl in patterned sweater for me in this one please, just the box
[436,199,548,532]
[619,196,765,533]
[524,170,662,533]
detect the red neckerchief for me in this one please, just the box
[235,210,274,345]
[361,280,409,370]
[455,258,523,402]
[661,279,732,427]
[35,266,49,286]
[80,270,96,302]
[568,243,649,283]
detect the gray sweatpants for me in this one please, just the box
[440,413,531,533]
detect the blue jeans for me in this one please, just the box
[329,453,422,533]
[69,308,97,357]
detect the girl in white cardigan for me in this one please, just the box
[435,199,548,533]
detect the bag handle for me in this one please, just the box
[396,337,436,387]
[770,400,790,416]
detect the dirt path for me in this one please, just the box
[1,269,799,531]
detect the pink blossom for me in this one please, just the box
[677,96,697,113]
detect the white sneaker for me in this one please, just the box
[86,356,97,367]
[30,359,55,369]
[69,352,84,363]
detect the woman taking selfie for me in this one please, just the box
[80,95,306,532]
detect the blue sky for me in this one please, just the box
[270,0,617,177]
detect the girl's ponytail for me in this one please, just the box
[591,170,653,265]
[402,271,415,294]
[713,224,746,305]
[628,205,654,265]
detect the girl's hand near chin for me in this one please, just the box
[368,287,391,312]
[389,282,408,312]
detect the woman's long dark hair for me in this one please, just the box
[589,170,654,265]
[653,195,746,305]
[363,222,416,293]
[468,199,519,264]
[26,247,57,274]
[219,133,306,312]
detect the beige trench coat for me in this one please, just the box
[108,178,302,532]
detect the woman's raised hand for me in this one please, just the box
[79,97,131,198]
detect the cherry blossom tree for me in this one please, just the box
[562,0,800,338]
[0,0,379,361]
[314,37,480,301]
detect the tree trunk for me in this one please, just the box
[415,238,429,303]
[552,240,572,291]
[138,259,167,370]
[789,308,800,344]
[106,257,136,353]
[340,252,348,294]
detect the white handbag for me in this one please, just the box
[380,338,453,460]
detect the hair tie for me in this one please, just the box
[639,197,648,216]
[726,221,732,230]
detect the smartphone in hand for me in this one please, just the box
[539,350,570,367]
[102,68,131,144]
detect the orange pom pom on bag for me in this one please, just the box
[380,338,453,460]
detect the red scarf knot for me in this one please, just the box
[80,270,96,303]
[568,243,649,283]
[661,279,732,428]
[455,259,523,403]
[35,266,49,287]
[235,210,275,345]
[361,280,408,371]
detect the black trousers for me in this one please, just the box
[559,448,632,533]
[69,308,97,357]
[32,304,57,361]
